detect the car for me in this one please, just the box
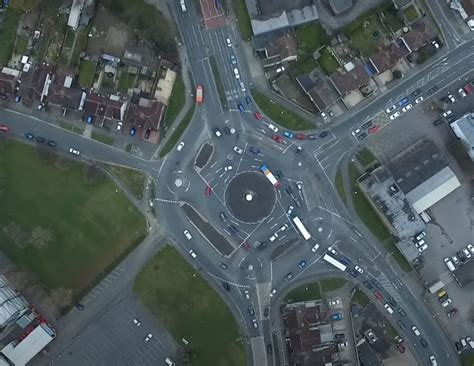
[427,85,439,95]
[442,110,452,118]
[36,136,45,143]
[226,37,232,47]
[269,233,278,242]
[329,299,340,307]
[433,119,443,126]
[411,326,420,336]
[397,320,406,329]
[240,82,246,92]
[298,260,307,269]
[47,140,57,147]
[248,306,255,316]
[386,105,397,113]
[269,288,277,297]
[415,96,424,104]
[252,318,258,328]
[280,223,289,231]
[24,132,34,139]
[223,282,231,291]
[368,126,379,134]
[287,205,294,215]
[351,128,361,136]
[354,265,364,274]
[145,333,153,342]
[311,243,320,252]
[254,112,263,120]
[458,88,466,98]
[463,247,471,259]
[244,290,250,299]
[271,134,284,143]
[75,303,85,310]
[116,121,123,131]
[283,131,294,138]
[218,262,228,270]
[327,246,337,255]
[464,84,473,94]
[307,133,317,140]
[398,97,409,107]
[230,55,237,65]
[402,103,413,112]
[447,93,456,103]
[69,147,80,155]
[348,269,358,278]
[295,146,302,155]
[214,128,222,137]
[455,341,462,352]
[397,307,406,316]
[447,308,457,317]
[245,96,253,106]
[415,231,426,241]
[363,280,373,289]
[275,170,283,179]
[0,124,10,133]
[268,123,278,132]
[227,224,239,235]
[295,133,305,140]
[129,127,136,136]
[319,131,329,138]
[387,297,397,307]
[415,239,426,248]
[420,338,428,348]
[467,243,474,254]
[335,333,345,340]
[446,114,457,123]
[374,291,384,301]
[233,146,243,155]
[237,103,244,113]
[264,307,269,317]
[356,132,368,140]
[389,111,401,120]
[320,111,328,119]
[224,126,232,135]
[441,298,452,307]
[144,128,151,139]
[429,355,437,365]
[331,313,342,320]
[233,68,240,79]
[432,39,440,48]
[183,230,193,240]
[396,344,406,353]
[177,141,184,151]
[133,318,141,326]
[384,304,394,314]
[276,66,285,73]
[266,344,272,354]
[284,272,293,281]
[418,243,428,252]
[296,182,303,190]
[457,250,466,261]
[249,146,259,154]
[371,279,382,288]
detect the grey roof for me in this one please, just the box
[450,113,474,160]
[0,275,29,328]
[393,0,412,9]
[328,0,354,15]
[255,0,314,17]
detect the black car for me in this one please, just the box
[455,341,462,353]
[75,303,85,310]
[319,131,329,138]
[427,85,438,95]
[248,306,255,316]
[356,132,367,140]
[446,115,457,123]
[266,344,273,354]
[433,119,443,126]
[411,88,422,98]
[388,296,397,307]
[47,140,57,147]
[362,120,373,129]
[397,320,405,329]
[371,279,382,289]
[25,132,34,139]
[307,134,317,140]
[255,241,267,251]
[227,225,239,235]
[224,126,231,134]
[397,307,406,316]
[36,136,45,143]
[363,280,373,289]
[275,170,283,179]
[457,251,466,261]
[348,269,358,278]
[420,338,428,348]
[264,307,269,317]
[144,129,151,139]
[223,282,231,291]
[284,186,293,195]
[219,212,227,222]
[335,333,345,340]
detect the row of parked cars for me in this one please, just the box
[441,81,473,122]
[413,231,428,253]
[443,243,474,271]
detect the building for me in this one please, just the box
[328,0,354,15]
[369,41,409,75]
[296,71,340,111]
[450,112,474,160]
[84,93,128,126]
[19,66,53,105]
[0,276,29,329]
[330,62,372,96]
[401,19,437,53]
[67,0,85,30]
[261,33,297,68]
[449,0,474,31]
[47,73,86,111]
[126,98,164,144]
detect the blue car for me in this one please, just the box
[398,97,409,107]
[331,313,343,321]
[130,127,136,136]
[249,146,259,154]
[298,260,307,269]
[283,131,294,138]
[237,103,245,113]
[86,115,93,124]
[245,96,253,107]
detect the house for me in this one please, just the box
[84,93,128,126]
[450,113,474,161]
[369,41,409,74]
[401,19,437,53]
[328,0,354,15]
[47,74,86,111]
[126,98,164,144]
[19,65,53,104]
[329,62,371,96]
[261,34,297,68]
[67,0,85,30]
[296,72,340,111]
[449,0,474,30]
[0,72,17,96]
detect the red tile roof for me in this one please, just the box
[369,43,409,74]
[84,93,127,121]
[330,63,371,95]
[0,72,16,95]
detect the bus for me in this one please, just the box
[292,216,311,240]
[323,254,347,272]
[260,165,281,188]
[196,85,203,104]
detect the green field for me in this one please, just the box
[78,60,96,87]
[356,148,377,167]
[285,282,321,303]
[0,141,146,298]
[351,288,370,306]
[91,132,114,146]
[251,89,314,131]
[403,5,419,22]
[233,0,252,40]
[135,246,246,366]
[295,22,330,55]
[463,353,474,366]
[0,8,20,64]
[335,167,347,205]
[320,278,346,292]
[107,165,146,200]
[163,73,185,128]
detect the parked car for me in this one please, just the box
[386,105,397,113]
[233,146,243,155]
[319,131,329,138]
[329,299,340,307]
[249,146,259,154]
[254,112,263,120]
[252,318,258,329]
[223,282,231,291]
[24,132,34,139]
[47,140,57,147]
[415,96,424,104]
[402,103,413,112]
[177,141,184,151]
[442,110,452,118]
[218,262,228,270]
[133,318,141,326]
[69,147,80,155]
[144,333,153,342]
[271,134,284,143]
[283,131,294,138]
[183,230,192,240]
[311,243,320,252]
[248,306,255,316]
[331,313,342,320]
[268,123,278,132]
[307,133,317,140]
[447,93,456,103]
[188,249,197,258]
[374,291,384,301]
[390,111,401,120]
[298,260,307,269]
[295,133,305,140]
[458,88,467,98]
[214,128,222,137]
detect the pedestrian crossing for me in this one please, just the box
[375,275,403,303]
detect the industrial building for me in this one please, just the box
[450,112,474,161]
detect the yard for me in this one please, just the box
[117,70,136,93]
[78,59,96,86]
[0,141,146,301]
[251,89,314,131]
[134,246,246,366]
[0,8,20,65]
[318,47,339,75]
[232,0,252,40]
[289,55,318,77]
[14,36,28,56]
[346,15,386,56]
[295,22,330,55]
[163,73,185,129]
[403,5,419,23]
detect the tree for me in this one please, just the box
[392,70,403,79]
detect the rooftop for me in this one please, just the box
[329,62,371,95]
[264,33,297,62]
[369,41,409,74]
[296,72,340,110]
[328,0,354,15]
[450,112,474,160]
[84,93,127,121]
[0,72,16,95]
[254,0,314,17]
[402,19,437,52]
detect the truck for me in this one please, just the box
[260,164,281,188]
[428,280,444,294]
[196,85,203,104]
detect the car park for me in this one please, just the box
[254,112,263,120]
[183,230,192,240]
[415,96,424,104]
[271,134,284,143]
[442,110,452,118]
[354,265,364,274]
[283,131,294,138]
[411,326,421,336]
[311,243,320,252]
[268,123,278,132]
[249,146,259,154]
[389,111,401,120]
[145,333,153,342]
[233,146,243,155]
[218,262,228,270]
[386,105,397,113]
[402,103,413,112]
[69,147,80,155]
[226,37,232,47]
[298,260,307,269]
[177,141,184,151]
[223,282,231,291]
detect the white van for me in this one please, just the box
[384,304,394,314]
[420,211,432,223]
[180,0,187,12]
[443,257,455,272]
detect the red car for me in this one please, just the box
[271,134,284,143]
[295,133,306,140]
[0,125,10,132]
[374,291,384,301]
[368,126,379,134]
[254,112,263,120]
[242,241,252,251]
[396,344,405,353]
[463,84,473,95]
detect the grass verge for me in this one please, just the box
[335,167,347,205]
[59,122,84,134]
[320,278,347,292]
[107,165,145,200]
[285,282,321,304]
[351,288,370,306]
[250,89,314,131]
[209,55,228,110]
[356,148,377,167]
[163,73,185,129]
[159,103,195,158]
[0,8,20,64]
[134,246,246,366]
[462,354,474,366]
[233,0,252,40]
[0,141,146,296]
[91,133,114,145]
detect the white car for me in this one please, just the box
[240,82,246,92]
[145,333,153,342]
[252,318,258,328]
[462,247,472,259]
[276,66,285,73]
[329,299,340,307]
[69,147,80,156]
[269,233,278,242]
[280,223,289,231]
[441,298,451,307]
[418,243,428,252]
[386,105,397,113]
[233,68,240,79]
[214,128,222,137]
[432,40,440,49]
[451,255,459,265]
[226,37,232,47]
[402,103,413,112]
[415,96,424,104]
[429,355,437,365]
[351,128,361,136]
[287,205,294,216]
[411,326,420,336]
[327,246,337,256]
[133,318,141,326]
[268,123,278,132]
[415,239,425,248]
[233,146,243,155]
[321,112,328,120]
[244,290,250,299]
[389,111,401,120]
[447,93,456,103]
[467,243,474,254]
[177,141,184,151]
[311,243,320,252]
[224,165,233,172]
[415,231,426,241]
[384,304,394,314]
[269,288,277,297]
[183,230,192,240]
[354,265,364,274]
[116,121,123,131]
[442,110,452,118]
[458,88,467,98]
[188,249,197,258]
